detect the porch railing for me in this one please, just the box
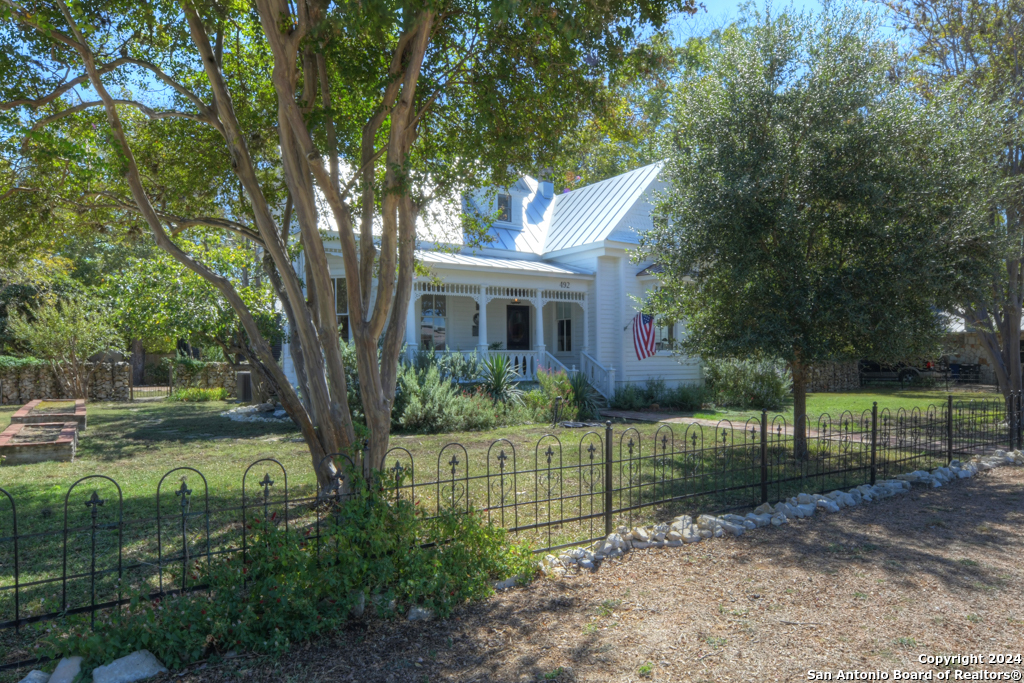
[539,350,570,376]
[581,351,615,399]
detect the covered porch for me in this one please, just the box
[406,282,589,381]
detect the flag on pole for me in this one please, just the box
[632,312,656,360]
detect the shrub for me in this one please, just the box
[568,371,601,419]
[41,475,537,671]
[0,355,44,371]
[169,387,229,402]
[703,358,791,410]
[668,384,705,411]
[610,379,707,412]
[611,382,646,411]
[479,354,524,405]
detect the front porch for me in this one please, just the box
[406,282,589,382]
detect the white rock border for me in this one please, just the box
[537,450,1024,578]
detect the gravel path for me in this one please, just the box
[176,466,1024,683]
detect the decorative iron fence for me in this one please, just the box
[0,394,1014,671]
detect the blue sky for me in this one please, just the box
[669,0,899,38]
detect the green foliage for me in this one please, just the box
[703,359,791,411]
[412,348,482,383]
[7,295,121,398]
[0,354,44,371]
[397,365,531,433]
[164,355,211,389]
[642,5,983,425]
[41,475,536,671]
[611,380,706,412]
[105,250,283,358]
[538,369,602,420]
[169,387,229,402]
[479,354,525,406]
[568,371,601,419]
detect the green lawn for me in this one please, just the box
[687,386,1000,425]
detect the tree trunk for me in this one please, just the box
[790,358,808,460]
[130,338,145,386]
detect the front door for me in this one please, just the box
[506,305,531,350]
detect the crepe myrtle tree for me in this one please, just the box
[640,6,989,455]
[0,0,696,484]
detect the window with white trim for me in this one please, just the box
[655,318,675,351]
[420,294,447,350]
[496,193,511,222]
[334,278,350,342]
[556,302,572,353]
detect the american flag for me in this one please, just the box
[632,312,656,360]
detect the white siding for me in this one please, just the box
[619,274,701,388]
[443,295,478,351]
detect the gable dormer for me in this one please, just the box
[463,176,553,254]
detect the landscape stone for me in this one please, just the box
[579,559,595,570]
[407,606,435,621]
[770,513,787,526]
[48,656,83,683]
[796,503,817,517]
[631,527,650,543]
[816,499,840,513]
[17,671,50,683]
[91,651,167,683]
[719,520,745,536]
[753,503,774,515]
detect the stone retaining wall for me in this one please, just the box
[173,362,242,394]
[806,361,859,393]
[0,363,130,404]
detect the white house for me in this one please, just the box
[283,162,700,398]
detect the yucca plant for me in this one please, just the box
[479,354,524,405]
[568,371,601,419]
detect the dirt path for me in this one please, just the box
[167,466,1024,683]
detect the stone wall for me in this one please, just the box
[0,363,130,404]
[805,361,860,393]
[203,363,240,394]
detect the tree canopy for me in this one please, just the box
[640,5,990,438]
[1,0,696,482]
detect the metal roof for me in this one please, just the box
[543,162,663,253]
[417,250,593,276]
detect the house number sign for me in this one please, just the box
[559,281,571,289]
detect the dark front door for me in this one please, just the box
[506,305,531,350]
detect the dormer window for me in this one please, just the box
[496,193,511,222]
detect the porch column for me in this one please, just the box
[534,298,546,354]
[582,300,589,353]
[476,293,488,355]
[405,291,420,361]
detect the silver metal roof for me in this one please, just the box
[417,250,593,276]
[544,162,663,253]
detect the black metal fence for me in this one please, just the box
[0,395,1014,671]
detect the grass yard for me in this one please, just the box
[687,386,999,425]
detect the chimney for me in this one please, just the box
[539,180,553,199]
